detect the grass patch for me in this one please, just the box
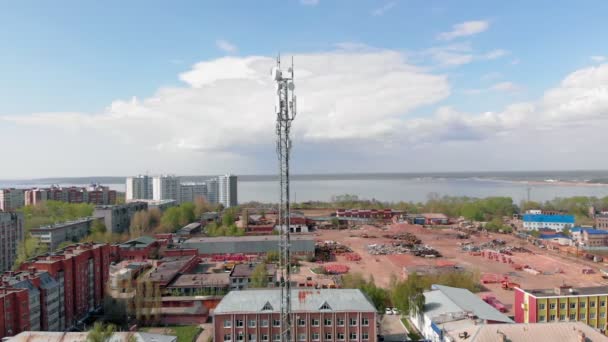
[141,325,202,342]
[401,318,422,341]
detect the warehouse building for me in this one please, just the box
[213,289,377,342]
[522,214,574,232]
[182,235,315,256]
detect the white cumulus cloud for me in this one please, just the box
[216,39,238,53]
[371,2,397,16]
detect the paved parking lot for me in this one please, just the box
[378,314,408,342]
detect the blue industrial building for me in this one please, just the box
[522,214,575,232]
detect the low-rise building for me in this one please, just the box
[409,213,450,225]
[29,218,101,250]
[116,236,161,260]
[213,289,377,342]
[582,229,608,247]
[167,273,230,296]
[515,285,608,331]
[336,209,395,220]
[522,214,575,232]
[411,284,513,342]
[94,202,148,234]
[596,214,608,230]
[177,222,202,237]
[0,212,24,273]
[182,235,315,257]
[445,321,605,342]
[229,263,276,290]
[7,331,178,342]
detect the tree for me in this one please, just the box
[562,226,571,237]
[250,263,269,288]
[179,202,196,226]
[91,220,107,235]
[13,235,48,269]
[160,207,181,232]
[266,251,280,263]
[194,197,212,217]
[87,322,116,342]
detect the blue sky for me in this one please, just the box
[1,1,608,177]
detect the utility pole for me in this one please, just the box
[273,55,297,342]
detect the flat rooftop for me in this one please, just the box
[523,285,608,298]
[448,322,606,342]
[30,217,96,231]
[168,273,229,287]
[231,263,276,278]
[185,235,313,243]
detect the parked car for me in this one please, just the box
[385,307,393,315]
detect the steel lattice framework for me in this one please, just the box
[273,56,296,342]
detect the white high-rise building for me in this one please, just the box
[153,175,181,202]
[180,182,207,204]
[206,179,219,204]
[125,175,153,201]
[218,174,238,208]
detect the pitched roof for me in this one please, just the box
[213,289,376,314]
[119,235,157,248]
[425,285,513,323]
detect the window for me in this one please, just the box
[349,333,357,340]
[312,333,320,341]
[324,318,332,326]
[298,334,306,341]
[273,335,280,342]
[580,313,586,320]
[236,320,244,327]
[539,315,545,322]
[262,302,273,311]
[337,333,345,340]
[549,303,556,309]
[325,333,332,341]
[273,320,280,327]
[549,314,556,321]
[601,301,606,307]
[261,320,269,327]
[224,334,232,342]
[560,303,566,310]
[311,318,320,326]
[591,301,596,308]
[224,320,232,328]
[297,318,306,327]
[559,315,565,321]
[601,312,607,318]
[249,320,256,328]
[237,333,244,341]
[350,317,357,326]
[320,302,332,310]
[580,302,586,309]
[362,317,369,326]
[262,335,269,341]
[590,313,596,319]
[248,334,256,342]
[539,303,546,310]
[570,314,576,320]
[570,303,576,309]
[362,333,369,340]
[337,318,344,326]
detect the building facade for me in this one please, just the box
[218,174,238,208]
[24,185,116,206]
[29,218,100,250]
[596,214,608,230]
[182,236,315,256]
[153,175,181,202]
[207,179,219,204]
[0,189,25,212]
[0,212,24,273]
[126,175,153,201]
[93,202,148,234]
[515,285,608,332]
[213,289,377,342]
[0,287,30,337]
[229,263,276,290]
[522,214,575,232]
[180,182,208,204]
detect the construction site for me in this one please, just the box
[280,209,608,317]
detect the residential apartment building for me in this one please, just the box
[180,182,208,204]
[24,185,116,206]
[0,212,24,273]
[515,285,608,331]
[0,189,25,211]
[522,214,575,232]
[93,202,148,234]
[596,214,608,230]
[213,289,377,342]
[205,178,218,204]
[153,175,181,202]
[0,287,30,337]
[218,174,237,208]
[29,218,101,250]
[126,175,153,201]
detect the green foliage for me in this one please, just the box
[530,230,541,238]
[250,263,269,288]
[57,241,74,250]
[562,226,571,237]
[179,202,196,226]
[91,220,107,235]
[87,322,116,342]
[341,273,390,311]
[330,217,340,228]
[20,200,94,230]
[484,218,512,233]
[141,326,202,342]
[13,235,48,269]
[266,251,280,263]
[401,318,422,340]
[160,207,182,232]
[222,208,238,227]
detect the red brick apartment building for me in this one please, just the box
[0,244,110,338]
[213,289,377,342]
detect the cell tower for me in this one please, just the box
[273,55,296,342]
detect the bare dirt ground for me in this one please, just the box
[309,223,608,316]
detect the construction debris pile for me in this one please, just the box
[381,233,422,246]
[315,241,353,262]
[367,243,441,257]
